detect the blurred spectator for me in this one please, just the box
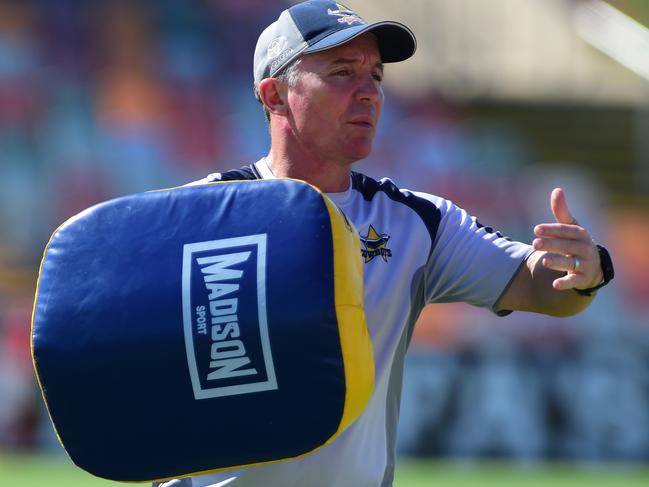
[0,298,39,451]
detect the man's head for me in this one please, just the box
[253,1,416,88]
[253,1,416,164]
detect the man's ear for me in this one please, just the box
[258,78,288,117]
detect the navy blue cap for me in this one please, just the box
[254,1,417,85]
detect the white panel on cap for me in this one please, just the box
[254,10,308,84]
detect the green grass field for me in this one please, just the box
[2,454,649,486]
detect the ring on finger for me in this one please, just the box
[574,257,581,272]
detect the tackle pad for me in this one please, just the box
[31,179,373,482]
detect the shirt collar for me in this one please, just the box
[254,157,353,205]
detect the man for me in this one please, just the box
[158,1,614,486]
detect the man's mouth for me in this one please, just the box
[348,117,374,129]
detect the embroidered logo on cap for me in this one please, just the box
[268,36,295,73]
[328,3,365,26]
[268,36,287,57]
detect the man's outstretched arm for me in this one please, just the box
[496,188,612,317]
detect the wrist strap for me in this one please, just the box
[574,245,614,296]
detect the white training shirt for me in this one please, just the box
[175,158,533,487]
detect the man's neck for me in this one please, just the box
[265,147,352,193]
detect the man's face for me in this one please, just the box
[285,33,384,165]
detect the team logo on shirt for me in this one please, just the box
[327,3,365,25]
[360,225,392,263]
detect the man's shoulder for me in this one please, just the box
[350,171,443,240]
[350,171,389,201]
[216,164,263,181]
[185,164,262,186]
[350,171,438,207]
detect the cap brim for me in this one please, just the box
[303,21,417,63]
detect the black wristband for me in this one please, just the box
[574,245,614,296]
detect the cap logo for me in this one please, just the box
[327,3,365,26]
[268,36,295,73]
[268,36,290,57]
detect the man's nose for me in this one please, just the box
[356,75,382,104]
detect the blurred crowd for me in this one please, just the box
[0,0,648,463]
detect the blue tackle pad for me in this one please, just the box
[32,179,373,482]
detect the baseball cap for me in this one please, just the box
[254,0,417,85]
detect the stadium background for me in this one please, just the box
[1,0,648,484]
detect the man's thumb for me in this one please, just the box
[550,187,577,225]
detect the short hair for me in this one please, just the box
[254,57,303,123]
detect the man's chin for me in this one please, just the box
[345,143,373,163]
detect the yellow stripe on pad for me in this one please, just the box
[321,194,374,434]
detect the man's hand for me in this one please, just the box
[532,188,603,291]
[496,187,606,316]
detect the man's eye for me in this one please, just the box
[373,74,383,82]
[334,69,351,76]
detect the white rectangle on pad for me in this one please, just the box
[182,234,277,400]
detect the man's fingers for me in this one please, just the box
[540,251,603,291]
[541,253,588,291]
[550,188,578,225]
[533,236,592,256]
[552,273,582,291]
[541,252,583,274]
[534,223,589,241]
